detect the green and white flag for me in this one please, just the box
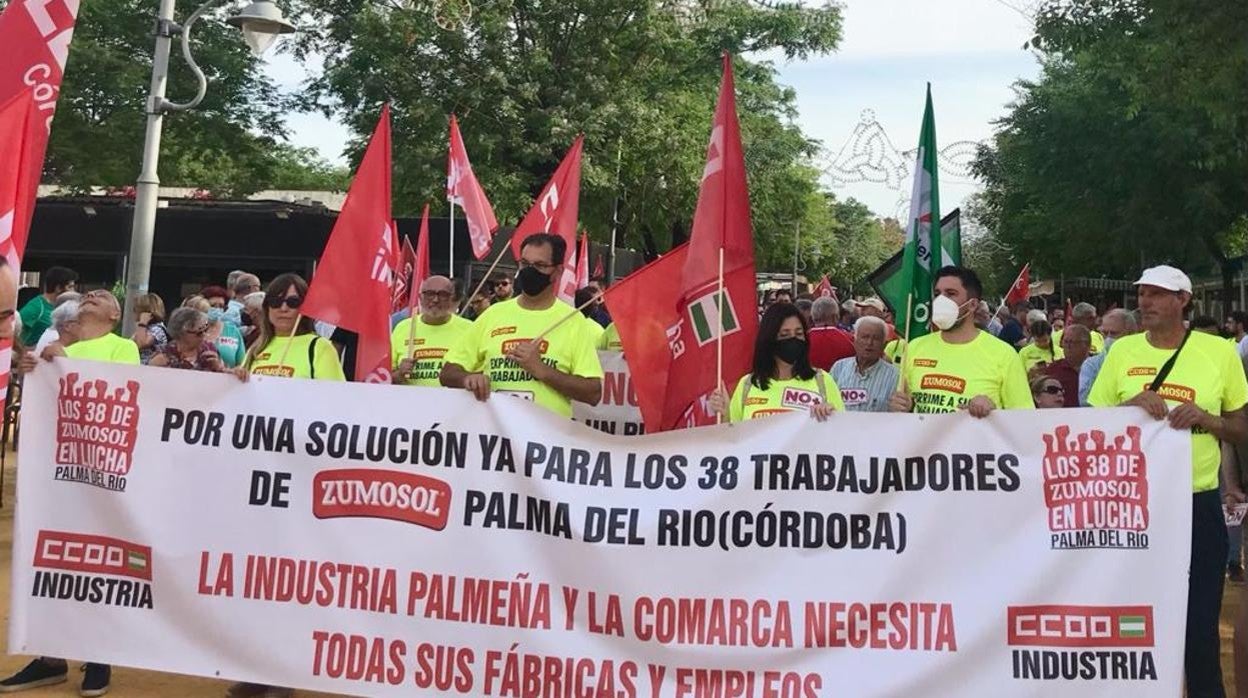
[897,84,941,339]
[868,209,960,317]
[941,208,960,267]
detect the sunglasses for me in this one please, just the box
[1041,385,1064,395]
[421,290,454,301]
[186,325,209,336]
[264,295,303,310]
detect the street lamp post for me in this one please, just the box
[121,0,295,334]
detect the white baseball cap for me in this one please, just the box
[1134,265,1192,294]
[855,297,887,313]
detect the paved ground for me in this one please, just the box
[0,451,1236,696]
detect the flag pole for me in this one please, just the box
[459,239,512,316]
[716,247,725,425]
[275,314,303,369]
[895,294,913,391]
[448,200,456,279]
[607,138,623,283]
[405,282,421,361]
[533,293,603,343]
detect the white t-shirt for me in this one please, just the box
[34,328,59,355]
[1237,334,1248,359]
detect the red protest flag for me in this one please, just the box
[604,244,691,433]
[814,275,837,302]
[1005,263,1031,306]
[447,114,498,259]
[0,0,78,258]
[575,232,590,290]
[303,104,394,383]
[0,90,39,399]
[663,53,758,430]
[510,135,584,267]
[391,230,417,314]
[411,204,432,309]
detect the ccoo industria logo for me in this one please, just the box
[54,373,141,493]
[1007,605,1157,682]
[32,530,154,610]
[1042,425,1149,550]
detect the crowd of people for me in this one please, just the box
[1,239,1246,696]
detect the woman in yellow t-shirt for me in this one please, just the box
[708,303,845,422]
[237,273,344,381]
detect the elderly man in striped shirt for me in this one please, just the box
[831,316,898,412]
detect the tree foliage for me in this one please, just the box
[37,0,334,196]
[972,0,1248,290]
[291,0,849,268]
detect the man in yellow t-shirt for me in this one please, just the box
[1053,302,1106,354]
[1088,265,1248,697]
[391,275,471,387]
[598,323,623,352]
[33,289,139,366]
[441,233,603,417]
[11,284,129,696]
[890,266,1033,416]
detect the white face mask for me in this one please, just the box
[931,294,971,331]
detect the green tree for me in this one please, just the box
[291,0,843,259]
[972,0,1248,298]
[37,0,325,196]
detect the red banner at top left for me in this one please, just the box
[0,0,80,256]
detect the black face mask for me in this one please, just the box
[516,266,553,297]
[774,337,808,365]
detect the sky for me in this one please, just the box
[259,0,1042,218]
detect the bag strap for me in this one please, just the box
[307,335,318,380]
[740,374,752,407]
[815,370,828,402]
[1148,329,1191,392]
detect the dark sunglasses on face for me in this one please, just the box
[265,295,303,310]
[1041,385,1064,395]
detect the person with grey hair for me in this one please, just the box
[240,291,266,346]
[148,307,225,372]
[808,296,854,370]
[33,291,81,355]
[1078,308,1138,405]
[831,316,898,412]
[795,297,813,325]
[225,272,260,327]
[1055,301,1106,354]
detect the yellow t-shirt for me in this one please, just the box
[885,338,906,365]
[728,370,847,422]
[1088,332,1248,492]
[1019,341,1063,373]
[1054,328,1106,354]
[391,315,472,387]
[902,330,1034,414]
[249,334,345,381]
[65,334,140,365]
[443,298,604,417]
[598,323,623,352]
[582,317,606,347]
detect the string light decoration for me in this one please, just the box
[433,0,472,30]
[819,109,987,218]
[663,0,836,29]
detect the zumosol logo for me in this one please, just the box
[314,469,451,530]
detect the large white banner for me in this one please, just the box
[11,360,1191,697]
[573,350,644,436]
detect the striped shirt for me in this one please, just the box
[831,356,898,413]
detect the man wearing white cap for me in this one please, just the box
[1089,264,1248,698]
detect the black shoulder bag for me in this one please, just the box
[1147,329,1191,392]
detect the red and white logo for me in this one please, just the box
[34,530,152,581]
[314,469,451,530]
[1007,605,1153,648]
[55,372,140,476]
[1042,425,1149,536]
